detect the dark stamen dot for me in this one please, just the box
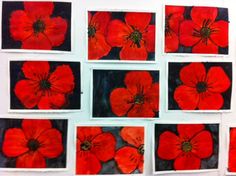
[181,141,192,153]
[40,79,51,90]
[196,81,207,93]
[88,25,96,38]
[80,141,92,151]
[134,94,144,104]
[138,144,144,155]
[200,27,211,38]
[27,139,40,151]
[129,29,142,48]
[33,20,45,34]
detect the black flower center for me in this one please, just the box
[27,139,40,151]
[81,141,91,151]
[88,25,96,38]
[181,141,192,152]
[33,20,45,33]
[134,94,144,104]
[138,144,144,155]
[200,27,211,38]
[129,29,142,48]
[196,81,207,93]
[40,79,51,90]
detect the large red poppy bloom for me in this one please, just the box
[14,61,75,109]
[88,12,111,60]
[157,124,213,170]
[228,128,236,172]
[115,127,144,173]
[165,6,185,52]
[2,119,63,168]
[174,63,231,110]
[10,2,68,50]
[76,127,116,174]
[110,71,159,117]
[179,7,228,54]
[107,12,155,60]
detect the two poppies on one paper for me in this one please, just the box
[155,123,219,172]
[93,70,159,118]
[76,126,144,175]
[165,5,228,54]
[2,1,71,51]
[88,11,155,61]
[10,61,81,110]
[0,118,67,168]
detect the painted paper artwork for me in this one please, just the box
[168,62,232,111]
[10,61,81,110]
[0,118,67,169]
[154,123,219,172]
[228,127,236,172]
[2,1,71,51]
[76,126,144,175]
[88,11,155,61]
[92,70,159,118]
[165,5,228,54]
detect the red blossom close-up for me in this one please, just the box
[228,128,236,172]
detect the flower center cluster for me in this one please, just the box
[129,29,142,48]
[200,27,211,39]
[27,139,40,151]
[196,81,207,93]
[33,20,45,34]
[134,94,144,104]
[88,25,96,38]
[81,141,92,151]
[138,144,144,155]
[40,79,51,90]
[181,141,192,152]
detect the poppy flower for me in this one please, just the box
[107,12,155,60]
[9,2,68,50]
[228,128,236,172]
[174,63,231,110]
[88,12,111,60]
[165,6,185,52]
[14,61,75,109]
[179,7,228,54]
[110,71,159,117]
[115,127,144,174]
[76,127,116,174]
[157,124,213,170]
[2,119,63,168]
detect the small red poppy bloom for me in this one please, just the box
[76,127,116,174]
[14,61,75,109]
[174,63,231,110]
[2,119,63,168]
[10,2,68,50]
[88,12,111,60]
[165,6,185,52]
[228,128,236,172]
[157,124,213,170]
[107,12,155,60]
[179,7,228,54]
[110,71,159,117]
[115,127,144,173]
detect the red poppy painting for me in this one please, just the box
[2,1,71,51]
[76,126,144,175]
[155,124,219,172]
[0,118,67,169]
[168,62,232,110]
[88,11,155,61]
[10,61,81,110]
[165,5,228,54]
[228,128,236,172]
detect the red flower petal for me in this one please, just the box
[177,124,204,140]
[138,156,144,173]
[125,12,151,31]
[9,10,33,41]
[16,151,46,168]
[174,153,201,170]
[22,33,52,50]
[191,7,218,27]
[143,25,155,52]
[127,103,155,117]
[115,146,141,174]
[22,119,52,139]
[229,149,236,172]
[49,64,75,93]
[174,85,199,110]
[144,83,159,112]
[38,129,63,158]
[24,2,54,18]
[109,88,133,116]
[198,92,224,110]
[76,151,101,174]
[88,12,92,24]
[37,93,66,109]
[206,66,231,93]
[14,80,42,109]
[2,128,28,157]
[165,31,179,53]
[166,6,185,33]
[91,132,116,162]
[77,127,102,142]
[192,39,218,54]
[230,128,236,149]
[120,127,144,147]
[106,19,131,47]
[157,131,181,160]
[180,63,206,87]
[179,20,201,47]
[191,130,213,158]
[166,6,185,16]
[88,33,111,60]
[44,17,68,47]
[90,12,111,34]
[210,20,228,48]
